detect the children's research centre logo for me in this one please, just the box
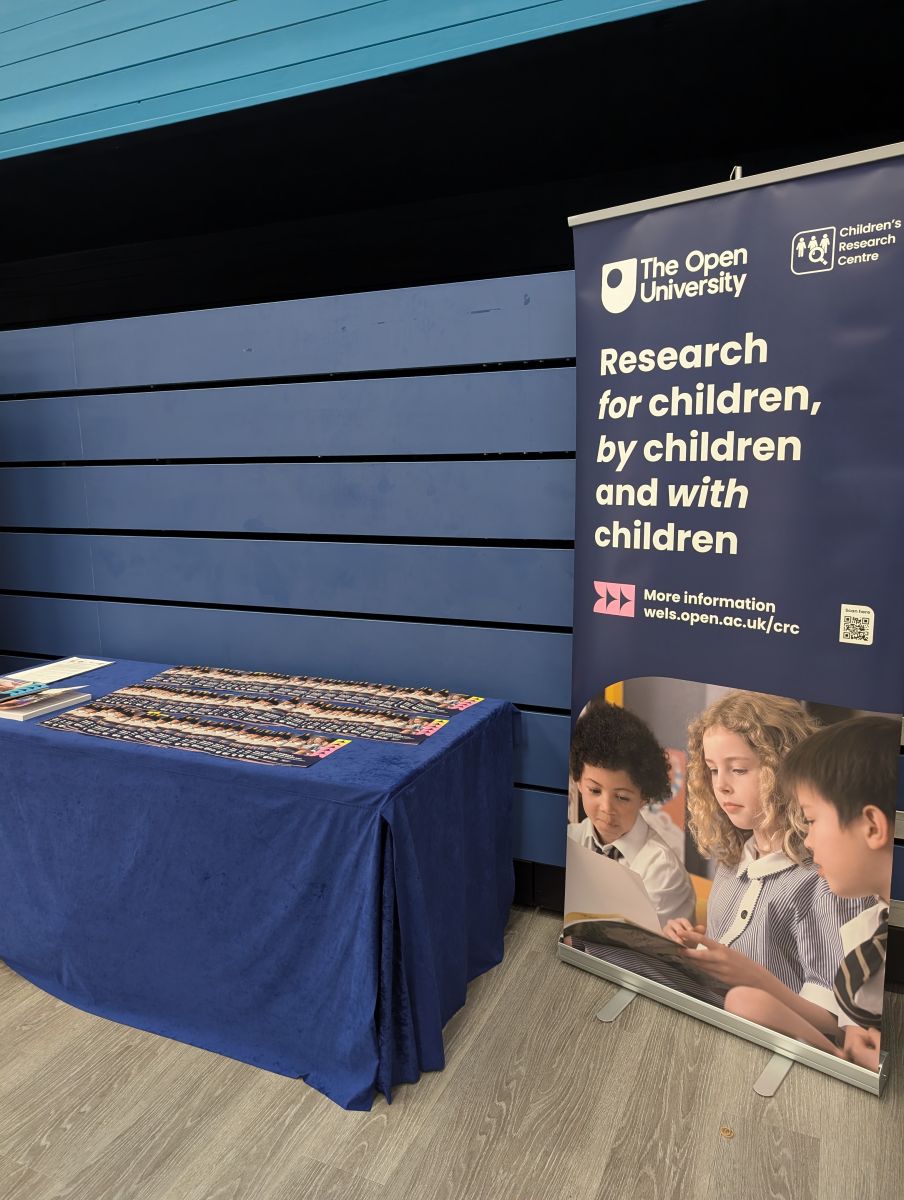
[791,227,836,274]
[593,581,636,617]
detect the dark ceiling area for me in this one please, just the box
[1,0,901,328]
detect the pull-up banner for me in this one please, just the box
[562,145,904,1094]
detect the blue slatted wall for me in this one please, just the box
[2,269,903,902]
[0,270,576,867]
[0,1,699,159]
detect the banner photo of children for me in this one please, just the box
[561,680,900,1073]
[106,683,449,744]
[44,702,349,767]
[153,666,483,717]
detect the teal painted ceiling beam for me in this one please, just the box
[0,0,700,159]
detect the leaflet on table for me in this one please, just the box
[43,703,349,767]
[0,687,90,721]
[5,657,113,684]
[154,666,484,717]
[108,683,449,743]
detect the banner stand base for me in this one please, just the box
[595,988,636,1023]
[753,1054,794,1097]
[558,941,888,1096]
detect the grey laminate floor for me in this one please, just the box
[1,907,901,1200]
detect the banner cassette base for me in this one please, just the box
[558,942,888,1097]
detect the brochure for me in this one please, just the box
[0,687,90,721]
[5,657,113,684]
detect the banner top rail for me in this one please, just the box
[567,141,904,228]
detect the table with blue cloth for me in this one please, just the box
[0,659,516,1110]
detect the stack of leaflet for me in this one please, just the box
[0,679,90,721]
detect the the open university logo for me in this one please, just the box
[593,581,636,617]
[601,258,638,313]
[791,227,836,274]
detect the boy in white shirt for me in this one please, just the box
[567,699,695,926]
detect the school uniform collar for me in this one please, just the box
[589,813,648,863]
[735,836,796,880]
[842,898,889,944]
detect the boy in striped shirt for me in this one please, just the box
[723,715,898,1070]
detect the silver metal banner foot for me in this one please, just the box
[595,988,636,1023]
[753,1053,794,1097]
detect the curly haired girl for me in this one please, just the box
[685,690,816,869]
[662,690,868,1026]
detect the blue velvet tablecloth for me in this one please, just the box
[0,660,515,1109]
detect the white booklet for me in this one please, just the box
[5,657,113,684]
[561,840,717,985]
[563,837,662,932]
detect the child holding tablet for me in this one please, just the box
[663,691,868,1015]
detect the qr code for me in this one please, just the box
[839,603,874,646]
